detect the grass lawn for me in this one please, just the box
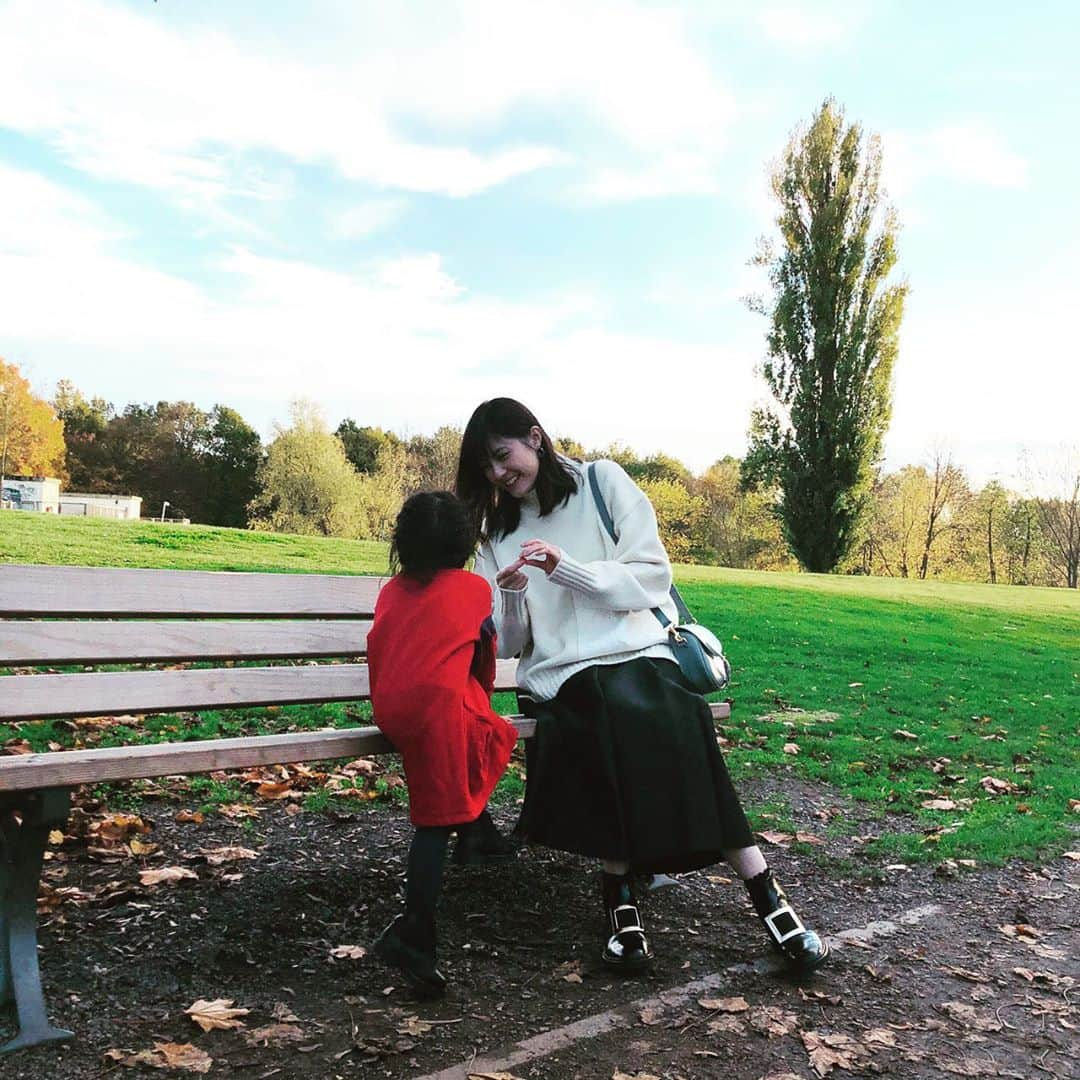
[3,513,1078,864]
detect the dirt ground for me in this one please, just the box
[4,776,1077,1080]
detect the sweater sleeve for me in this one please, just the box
[547,460,673,612]
[472,541,532,658]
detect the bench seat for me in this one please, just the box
[0,562,730,1054]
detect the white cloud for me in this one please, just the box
[0,0,736,208]
[334,199,409,240]
[882,124,1030,197]
[754,3,865,49]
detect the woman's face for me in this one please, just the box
[484,428,542,498]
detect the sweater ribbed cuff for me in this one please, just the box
[548,552,598,593]
[498,585,528,616]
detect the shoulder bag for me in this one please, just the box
[586,463,731,695]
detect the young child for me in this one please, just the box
[367,491,519,996]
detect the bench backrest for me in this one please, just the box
[0,564,519,723]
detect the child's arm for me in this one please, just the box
[469,615,498,694]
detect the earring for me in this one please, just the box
[536,445,545,457]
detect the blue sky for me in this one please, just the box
[1,0,1077,489]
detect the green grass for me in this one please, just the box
[3,513,1078,863]
[0,513,388,574]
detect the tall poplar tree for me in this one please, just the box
[743,99,907,572]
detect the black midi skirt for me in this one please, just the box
[516,657,754,874]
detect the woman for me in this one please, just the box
[456,397,829,974]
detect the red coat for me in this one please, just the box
[367,569,517,826]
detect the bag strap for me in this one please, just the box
[586,463,693,628]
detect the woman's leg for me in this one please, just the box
[373,825,453,995]
[723,845,830,973]
[599,859,651,972]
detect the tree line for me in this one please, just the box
[1,99,1076,587]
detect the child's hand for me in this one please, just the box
[496,560,529,591]
[519,540,561,576]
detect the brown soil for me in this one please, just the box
[4,777,1077,1080]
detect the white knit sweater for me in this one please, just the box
[473,458,678,701]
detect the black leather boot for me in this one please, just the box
[745,869,830,974]
[372,913,447,997]
[452,809,518,866]
[600,872,653,972]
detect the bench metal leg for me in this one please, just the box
[0,789,75,1055]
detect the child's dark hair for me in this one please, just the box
[390,491,477,582]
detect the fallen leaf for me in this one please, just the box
[198,846,257,866]
[106,1042,213,1074]
[757,830,795,846]
[330,945,367,960]
[272,1001,301,1022]
[129,838,158,856]
[799,988,842,1006]
[706,1015,744,1034]
[638,1005,664,1026]
[139,866,197,887]
[921,798,958,811]
[939,965,991,984]
[244,1023,306,1046]
[175,809,204,824]
[185,998,250,1032]
[892,729,919,741]
[863,1028,897,1047]
[218,803,261,819]
[397,1015,432,1036]
[467,1073,526,1080]
[783,743,800,755]
[748,1005,799,1037]
[979,776,1017,796]
[699,995,749,1013]
[256,781,293,800]
[794,831,824,845]
[940,1002,1002,1032]
[801,1031,862,1077]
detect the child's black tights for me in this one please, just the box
[404,825,453,943]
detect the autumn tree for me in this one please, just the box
[407,425,463,492]
[974,481,1009,584]
[249,400,365,537]
[638,478,706,564]
[695,457,792,570]
[743,98,908,572]
[1034,459,1080,589]
[0,359,65,484]
[202,406,264,528]
[336,420,403,475]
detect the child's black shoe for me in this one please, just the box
[372,915,447,997]
[451,809,518,865]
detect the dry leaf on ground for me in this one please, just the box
[140,866,197,887]
[185,997,250,1032]
[243,1023,306,1047]
[699,995,750,1013]
[748,1005,799,1037]
[638,1005,664,1026]
[467,1073,526,1080]
[801,1031,863,1076]
[198,845,257,865]
[106,1042,213,1073]
[940,1002,1003,1033]
[707,1015,745,1034]
[175,809,204,824]
[330,944,367,960]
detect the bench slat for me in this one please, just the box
[0,564,383,617]
[0,620,372,665]
[0,660,521,722]
[0,703,729,791]
[0,721,536,791]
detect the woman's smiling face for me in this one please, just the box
[484,429,541,498]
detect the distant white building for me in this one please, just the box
[1,477,60,512]
[59,492,143,520]
[0,477,142,519]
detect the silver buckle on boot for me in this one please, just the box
[611,904,644,934]
[764,904,805,945]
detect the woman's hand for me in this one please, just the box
[496,561,529,591]
[519,539,562,576]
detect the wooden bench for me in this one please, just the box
[0,562,730,1055]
